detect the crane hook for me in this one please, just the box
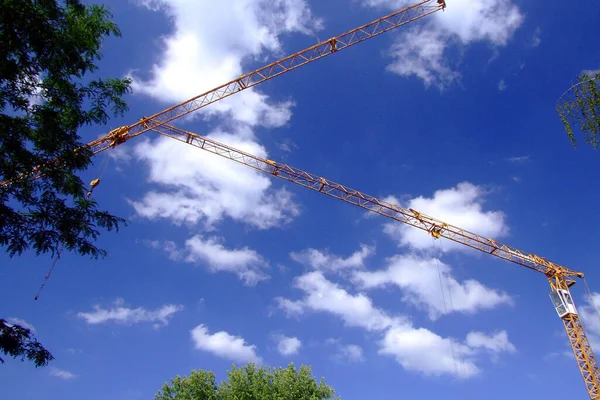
[86,178,100,199]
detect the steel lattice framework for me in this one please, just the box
[147,121,600,399]
[85,0,446,155]
[3,0,600,397]
[0,0,445,187]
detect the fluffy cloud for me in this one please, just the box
[386,27,459,88]
[364,0,524,87]
[191,324,261,363]
[127,0,318,250]
[339,344,365,363]
[77,298,183,328]
[184,235,269,285]
[325,338,366,363]
[130,132,300,231]
[276,271,515,377]
[290,244,374,272]
[131,0,321,124]
[49,367,78,380]
[354,254,513,320]
[466,330,517,354]
[383,182,508,252]
[274,334,302,355]
[275,271,400,331]
[146,235,269,285]
[379,325,478,377]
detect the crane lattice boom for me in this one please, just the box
[145,121,600,399]
[148,121,577,279]
[3,0,600,396]
[86,0,445,154]
[0,0,445,188]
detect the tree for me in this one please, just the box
[556,72,600,150]
[0,0,132,260]
[0,319,53,367]
[155,362,339,400]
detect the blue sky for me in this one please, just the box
[2,0,600,398]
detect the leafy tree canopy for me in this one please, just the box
[556,72,600,150]
[0,0,132,259]
[0,319,53,367]
[155,363,339,400]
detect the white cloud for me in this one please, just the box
[431,0,524,46]
[275,271,400,331]
[354,254,513,320]
[276,272,515,377]
[6,317,36,333]
[191,324,261,363]
[183,235,269,285]
[290,244,374,272]
[466,330,516,354]
[379,325,479,378]
[130,0,321,125]
[367,0,524,87]
[126,1,318,247]
[147,236,268,285]
[386,27,459,88]
[77,298,183,328]
[49,367,78,380]
[339,344,365,363]
[383,182,508,252]
[274,334,302,355]
[275,297,306,316]
[130,132,300,231]
[325,338,365,363]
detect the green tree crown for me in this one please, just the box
[0,0,132,259]
[155,363,339,400]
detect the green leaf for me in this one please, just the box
[557,72,600,150]
[0,0,132,259]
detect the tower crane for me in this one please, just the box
[2,0,597,396]
[0,0,446,186]
[139,120,600,399]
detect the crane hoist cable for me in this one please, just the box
[0,0,446,188]
[429,236,460,378]
[34,177,101,301]
[145,121,600,399]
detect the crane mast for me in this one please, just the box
[145,121,600,399]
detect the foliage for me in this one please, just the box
[0,319,53,367]
[556,72,600,150]
[0,0,132,259]
[155,362,339,400]
[155,370,219,400]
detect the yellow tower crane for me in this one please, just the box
[2,0,597,396]
[144,121,600,399]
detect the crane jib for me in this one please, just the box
[148,121,600,399]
